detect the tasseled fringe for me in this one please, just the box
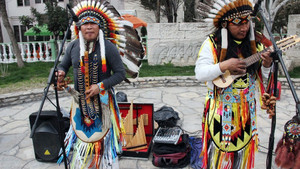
[57,92,124,169]
[111,89,126,136]
[239,89,250,130]
[220,48,227,63]
[99,29,107,73]
[201,116,210,168]
[217,101,223,116]
[249,21,256,55]
[256,70,266,108]
[57,124,77,164]
[79,31,85,60]
[220,153,233,169]
[100,130,120,169]
[109,90,124,154]
[63,130,119,169]
[110,96,120,135]
[69,139,98,169]
[220,26,228,62]
[240,90,246,129]
[294,142,300,169]
[275,137,300,169]
[201,137,258,169]
[241,138,257,169]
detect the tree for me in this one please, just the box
[272,0,300,36]
[168,0,183,23]
[19,16,34,30]
[28,0,68,40]
[140,0,184,23]
[44,1,68,40]
[184,0,196,22]
[156,0,161,23]
[0,0,24,67]
[260,0,292,31]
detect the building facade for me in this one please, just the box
[0,0,186,43]
[0,0,71,43]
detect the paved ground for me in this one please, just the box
[0,85,298,169]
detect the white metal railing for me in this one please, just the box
[0,40,69,63]
[0,37,147,63]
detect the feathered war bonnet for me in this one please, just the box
[71,0,144,77]
[197,0,256,62]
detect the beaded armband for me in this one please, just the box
[97,82,105,92]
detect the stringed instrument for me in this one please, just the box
[213,35,300,88]
[123,101,148,151]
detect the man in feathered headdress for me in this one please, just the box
[56,1,143,168]
[195,0,273,168]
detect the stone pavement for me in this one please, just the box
[0,80,299,169]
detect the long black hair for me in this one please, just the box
[211,27,259,75]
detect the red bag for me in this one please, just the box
[152,134,190,168]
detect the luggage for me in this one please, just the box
[152,134,191,168]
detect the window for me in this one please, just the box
[13,25,20,42]
[28,25,34,42]
[24,0,30,6]
[58,0,64,2]
[17,0,30,6]
[17,0,23,6]
[35,0,42,4]
[0,24,3,43]
[21,26,27,42]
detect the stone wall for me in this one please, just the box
[147,23,211,66]
[1,76,298,108]
[146,15,300,67]
[286,14,300,71]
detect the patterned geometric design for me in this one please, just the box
[73,108,102,139]
[209,108,252,152]
[207,73,257,152]
[80,16,100,26]
[229,15,252,25]
[233,74,249,89]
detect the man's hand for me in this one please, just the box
[85,84,100,100]
[219,58,247,75]
[55,70,66,91]
[261,50,272,68]
[57,70,66,83]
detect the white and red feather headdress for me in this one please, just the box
[72,0,144,78]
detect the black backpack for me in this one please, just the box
[153,106,180,127]
[152,134,191,168]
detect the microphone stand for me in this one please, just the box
[29,7,75,169]
[255,3,300,169]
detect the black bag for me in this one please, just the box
[152,134,190,168]
[116,91,128,102]
[154,106,180,127]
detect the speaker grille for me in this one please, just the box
[29,111,69,162]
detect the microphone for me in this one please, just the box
[252,0,263,16]
[67,4,79,22]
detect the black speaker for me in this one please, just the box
[29,110,69,162]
